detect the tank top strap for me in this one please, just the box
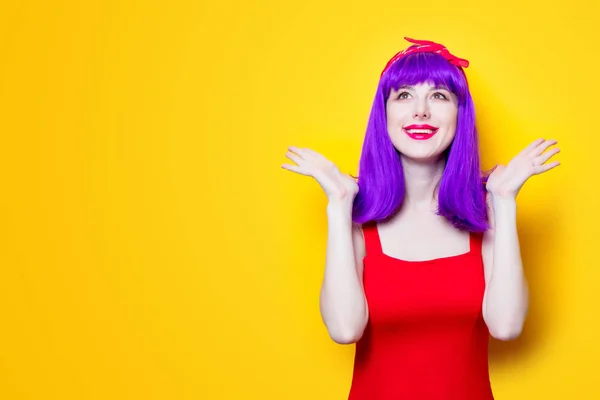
[362,221,383,256]
[469,231,484,256]
[364,223,483,257]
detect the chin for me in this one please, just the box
[393,137,453,163]
[395,144,447,162]
[400,152,446,164]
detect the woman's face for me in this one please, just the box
[386,81,459,162]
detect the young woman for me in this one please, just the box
[282,37,560,399]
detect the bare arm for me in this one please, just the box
[319,200,368,344]
[481,193,529,341]
[281,146,368,344]
[481,138,560,340]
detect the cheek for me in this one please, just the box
[386,105,410,127]
[438,107,458,130]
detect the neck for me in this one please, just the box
[400,155,446,211]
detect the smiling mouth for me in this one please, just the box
[403,128,439,140]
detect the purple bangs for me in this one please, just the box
[352,52,489,232]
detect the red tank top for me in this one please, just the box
[348,222,494,400]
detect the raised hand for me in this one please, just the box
[486,138,561,199]
[282,146,359,203]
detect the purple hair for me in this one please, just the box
[352,52,489,232]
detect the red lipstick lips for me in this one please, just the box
[403,124,439,140]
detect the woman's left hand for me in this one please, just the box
[486,138,561,199]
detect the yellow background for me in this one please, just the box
[0,0,596,398]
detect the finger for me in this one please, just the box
[287,146,306,157]
[533,160,560,175]
[532,139,559,156]
[281,163,309,175]
[285,150,304,165]
[535,147,560,165]
[522,138,546,154]
[299,147,324,160]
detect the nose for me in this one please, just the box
[413,99,430,119]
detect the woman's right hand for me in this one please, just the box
[282,146,359,203]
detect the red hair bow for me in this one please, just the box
[381,37,469,78]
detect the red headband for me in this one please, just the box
[381,37,469,78]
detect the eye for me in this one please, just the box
[396,91,410,100]
[433,92,448,100]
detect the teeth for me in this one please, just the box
[405,129,436,134]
